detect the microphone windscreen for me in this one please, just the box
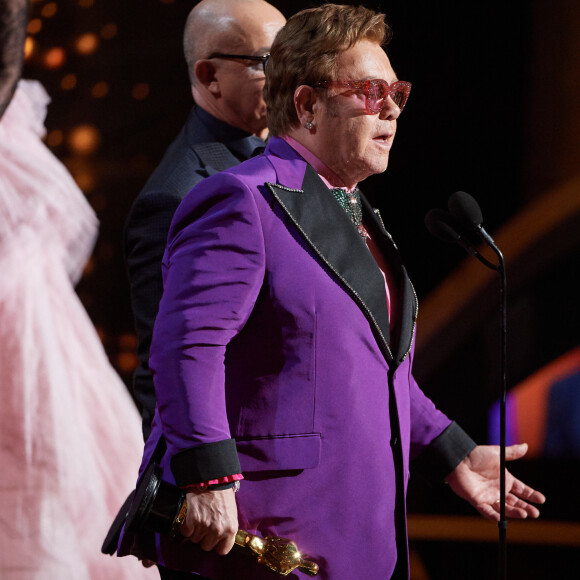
[424,208,461,243]
[448,191,483,229]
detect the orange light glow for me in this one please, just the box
[61,74,77,91]
[75,33,99,55]
[41,2,58,18]
[100,23,118,39]
[74,170,97,192]
[119,334,138,349]
[27,19,43,35]
[46,130,64,147]
[68,124,101,155]
[24,37,36,60]
[91,82,109,98]
[117,352,138,373]
[44,47,67,69]
[82,256,95,276]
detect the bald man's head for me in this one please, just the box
[182,0,285,139]
[184,0,283,86]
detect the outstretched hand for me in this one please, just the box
[445,443,546,521]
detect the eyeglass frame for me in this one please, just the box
[314,79,412,115]
[206,52,270,73]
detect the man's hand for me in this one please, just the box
[179,487,239,555]
[445,443,546,521]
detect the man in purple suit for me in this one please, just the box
[130,5,545,578]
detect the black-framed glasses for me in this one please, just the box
[314,79,412,114]
[207,53,270,73]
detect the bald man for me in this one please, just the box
[124,0,286,441]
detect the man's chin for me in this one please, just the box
[368,156,390,178]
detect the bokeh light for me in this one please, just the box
[46,129,64,147]
[24,37,36,60]
[117,351,138,373]
[60,73,77,91]
[91,81,109,98]
[27,19,43,35]
[116,334,139,374]
[41,2,58,18]
[68,124,101,155]
[75,33,100,56]
[100,23,118,40]
[83,256,95,276]
[44,47,67,69]
[72,169,97,193]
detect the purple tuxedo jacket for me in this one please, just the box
[125,137,475,579]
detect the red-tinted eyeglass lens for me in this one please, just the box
[367,80,410,114]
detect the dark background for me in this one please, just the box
[20,1,580,578]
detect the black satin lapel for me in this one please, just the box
[361,196,418,363]
[267,165,392,359]
[396,273,418,362]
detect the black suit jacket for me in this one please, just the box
[124,106,265,439]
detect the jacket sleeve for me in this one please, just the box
[408,372,477,483]
[149,172,266,485]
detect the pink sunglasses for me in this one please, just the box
[314,79,412,114]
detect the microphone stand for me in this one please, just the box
[426,198,509,578]
[479,230,507,580]
[499,256,507,580]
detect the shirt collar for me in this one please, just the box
[281,135,357,192]
[194,106,266,160]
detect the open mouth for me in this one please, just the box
[373,134,392,145]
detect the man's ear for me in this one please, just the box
[194,59,220,95]
[294,85,318,127]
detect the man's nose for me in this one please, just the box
[379,96,401,121]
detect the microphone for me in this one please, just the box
[424,208,472,246]
[424,207,497,270]
[448,190,496,248]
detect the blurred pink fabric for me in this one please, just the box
[0,80,154,579]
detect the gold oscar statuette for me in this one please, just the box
[234,529,319,577]
[172,493,319,577]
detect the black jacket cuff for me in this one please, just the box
[412,421,477,484]
[170,438,241,487]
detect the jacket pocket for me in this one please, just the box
[236,433,321,472]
